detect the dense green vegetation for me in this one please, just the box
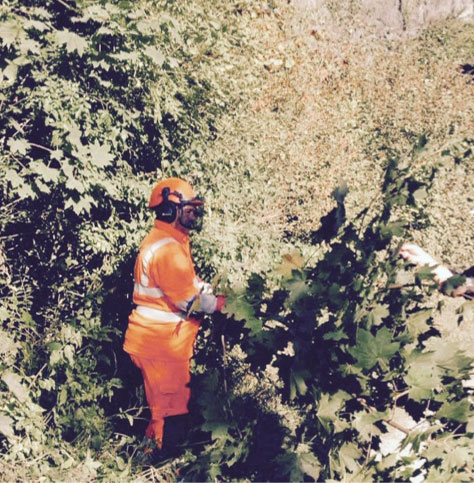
[0,0,472,480]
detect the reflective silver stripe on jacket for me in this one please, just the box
[141,237,176,287]
[135,305,186,323]
[134,283,164,298]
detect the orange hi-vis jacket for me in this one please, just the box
[123,220,204,445]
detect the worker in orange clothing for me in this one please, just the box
[123,177,226,452]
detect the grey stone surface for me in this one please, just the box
[291,0,474,39]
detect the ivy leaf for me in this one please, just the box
[348,327,399,370]
[56,30,88,56]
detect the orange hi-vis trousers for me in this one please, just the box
[124,312,200,447]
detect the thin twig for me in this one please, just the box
[29,142,53,153]
[356,396,411,435]
[55,0,78,11]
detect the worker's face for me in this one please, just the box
[178,204,202,231]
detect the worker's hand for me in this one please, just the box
[197,280,214,295]
[216,295,226,312]
[399,243,437,267]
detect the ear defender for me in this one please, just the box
[155,187,178,222]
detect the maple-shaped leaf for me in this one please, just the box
[352,409,387,441]
[348,327,399,370]
[405,363,441,401]
[7,137,30,155]
[368,304,390,326]
[339,442,362,473]
[89,140,114,167]
[407,308,432,338]
[222,294,255,322]
[56,30,88,56]
[293,451,321,482]
[316,391,351,431]
[290,369,310,398]
[201,421,230,441]
[278,250,305,277]
[442,444,472,472]
[424,339,473,376]
[435,399,470,423]
[243,317,262,336]
[30,161,60,183]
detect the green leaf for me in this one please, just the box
[425,339,472,375]
[435,399,470,423]
[405,363,441,401]
[30,161,60,183]
[222,293,255,322]
[0,19,23,47]
[348,327,399,370]
[143,46,165,66]
[290,369,310,397]
[2,371,28,402]
[278,251,305,277]
[56,30,88,56]
[0,330,17,356]
[295,451,321,481]
[339,442,362,473]
[369,304,390,326]
[243,317,263,336]
[407,309,432,338]
[352,409,386,441]
[7,137,30,154]
[0,414,15,440]
[201,421,230,441]
[317,391,351,431]
[89,140,114,167]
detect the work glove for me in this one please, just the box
[216,295,226,312]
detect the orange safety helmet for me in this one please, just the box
[148,177,203,208]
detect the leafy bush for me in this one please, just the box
[188,156,473,482]
[0,0,261,477]
[1,0,472,480]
